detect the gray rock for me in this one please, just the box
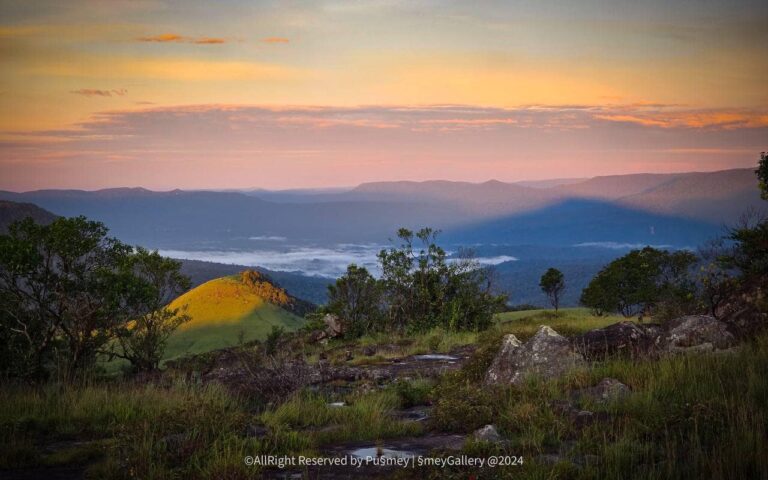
[573,321,657,360]
[575,377,631,404]
[485,326,586,386]
[473,424,502,443]
[323,313,345,338]
[660,315,736,353]
[485,334,522,384]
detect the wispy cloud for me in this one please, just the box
[594,110,768,130]
[193,37,226,44]
[70,88,127,97]
[137,33,227,44]
[262,37,289,44]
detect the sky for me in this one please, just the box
[0,0,766,191]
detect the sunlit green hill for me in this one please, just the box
[163,270,307,360]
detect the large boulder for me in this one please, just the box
[659,315,737,353]
[485,326,586,386]
[573,321,658,360]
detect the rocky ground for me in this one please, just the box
[161,313,753,478]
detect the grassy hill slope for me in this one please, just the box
[164,273,306,360]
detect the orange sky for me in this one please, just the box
[1,0,766,190]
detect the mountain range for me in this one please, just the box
[0,168,762,308]
[0,168,760,249]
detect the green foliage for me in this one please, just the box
[392,379,434,408]
[376,228,506,333]
[694,240,738,318]
[757,151,768,200]
[726,219,768,287]
[110,248,191,372]
[326,264,384,337]
[539,267,565,312]
[264,325,285,356]
[261,389,422,445]
[0,216,191,381]
[580,246,697,318]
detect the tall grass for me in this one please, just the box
[427,333,768,479]
[262,389,423,445]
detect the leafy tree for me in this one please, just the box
[377,228,505,333]
[539,268,565,312]
[325,264,383,337]
[720,153,768,289]
[378,228,446,331]
[757,151,768,200]
[0,217,190,380]
[726,217,768,288]
[695,239,737,318]
[580,247,696,319]
[109,248,191,372]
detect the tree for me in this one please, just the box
[110,248,191,372]
[0,217,191,380]
[695,239,737,318]
[326,264,383,337]
[378,228,446,331]
[539,268,565,312]
[377,228,505,333]
[757,151,768,200]
[580,247,696,319]
[726,215,768,288]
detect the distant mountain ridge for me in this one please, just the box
[0,168,762,249]
[0,200,57,233]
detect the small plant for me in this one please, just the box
[392,379,433,408]
[264,326,285,356]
